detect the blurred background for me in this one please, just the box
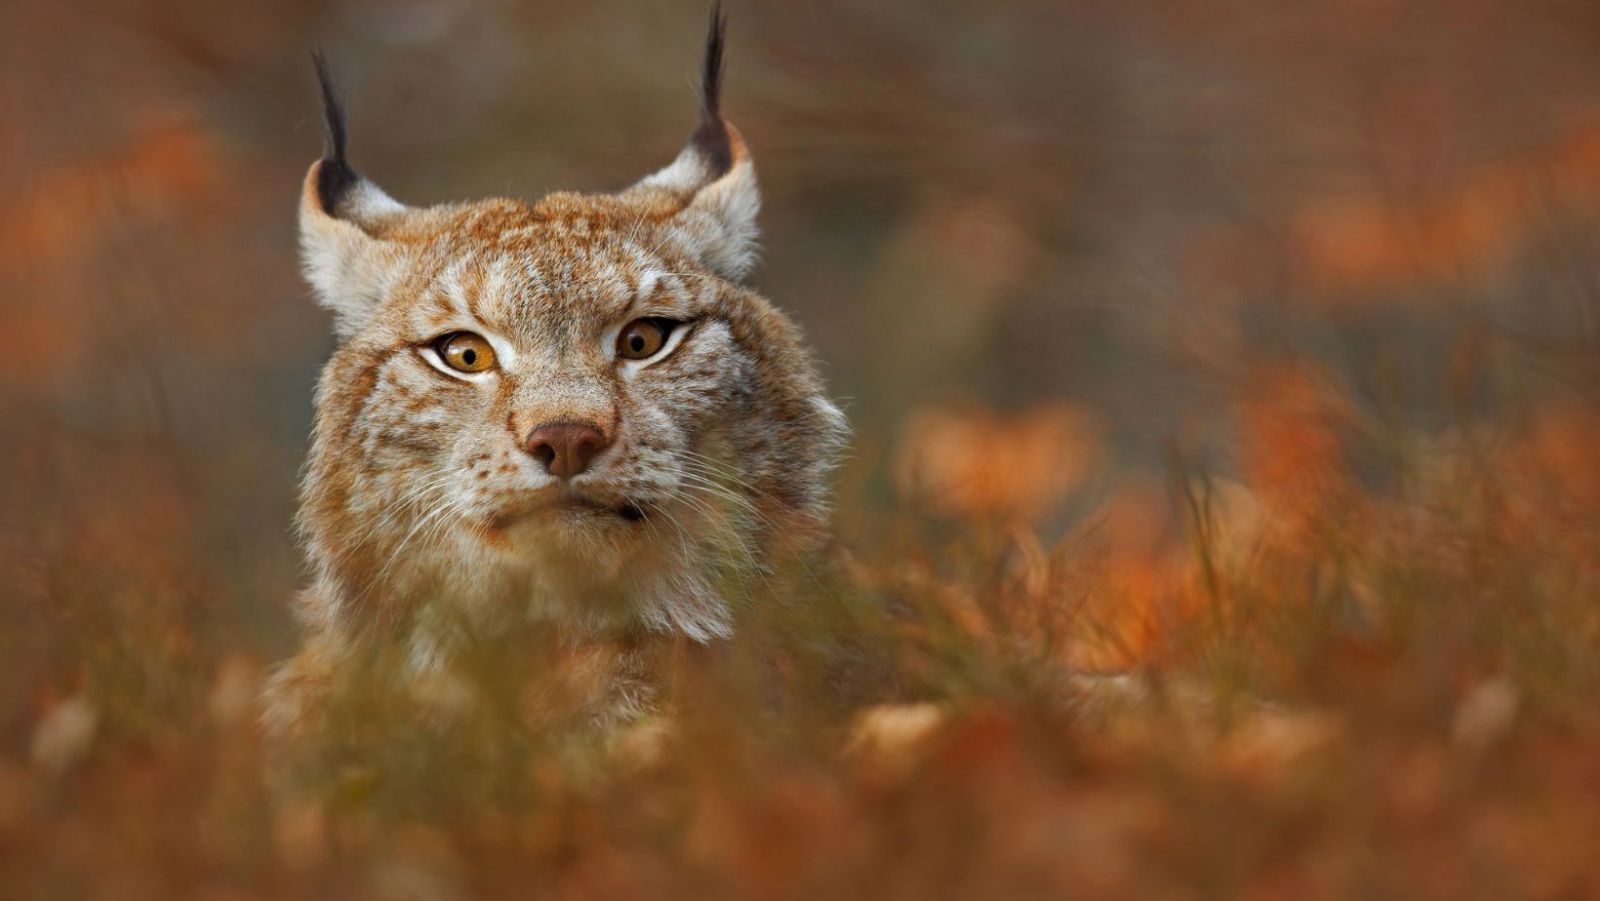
[8,0,1597,650]
[4,0,1600,895]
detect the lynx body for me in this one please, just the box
[266,12,846,732]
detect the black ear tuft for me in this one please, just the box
[311,48,358,212]
[699,0,725,124]
[688,1,733,177]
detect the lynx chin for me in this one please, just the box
[264,8,847,734]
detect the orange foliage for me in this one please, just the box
[1192,123,1600,303]
[1233,363,1352,531]
[1513,403,1600,513]
[893,402,1101,523]
[0,122,225,270]
[1063,484,1198,670]
[1494,402,1600,566]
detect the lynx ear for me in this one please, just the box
[299,52,410,338]
[630,4,760,281]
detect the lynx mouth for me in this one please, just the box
[562,496,647,522]
[487,493,648,530]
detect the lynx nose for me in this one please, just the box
[524,422,610,478]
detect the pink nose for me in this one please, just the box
[524,422,610,478]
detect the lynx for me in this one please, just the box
[264,9,847,734]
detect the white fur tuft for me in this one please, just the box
[299,169,411,338]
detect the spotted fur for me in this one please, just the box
[265,9,848,733]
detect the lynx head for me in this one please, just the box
[295,9,846,646]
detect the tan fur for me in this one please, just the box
[264,79,846,735]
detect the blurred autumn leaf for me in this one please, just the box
[894,402,1101,522]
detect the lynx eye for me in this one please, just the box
[434,332,496,373]
[616,318,679,361]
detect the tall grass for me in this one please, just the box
[6,330,1598,898]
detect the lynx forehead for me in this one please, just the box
[267,8,846,730]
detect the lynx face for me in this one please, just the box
[292,18,845,655]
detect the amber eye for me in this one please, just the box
[616,318,678,361]
[434,332,496,373]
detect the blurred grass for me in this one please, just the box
[4,0,1600,897]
